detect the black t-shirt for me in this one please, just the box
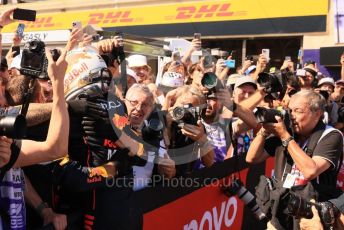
[264,128,343,190]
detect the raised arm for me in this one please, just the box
[14,31,79,167]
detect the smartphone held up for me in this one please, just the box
[72,21,83,41]
[12,8,36,21]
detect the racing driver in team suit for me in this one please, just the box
[52,46,147,229]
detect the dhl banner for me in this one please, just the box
[2,0,328,33]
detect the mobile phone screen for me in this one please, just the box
[225,60,235,68]
[16,23,25,38]
[13,9,36,22]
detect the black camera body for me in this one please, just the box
[142,110,164,148]
[254,107,286,123]
[0,108,27,139]
[172,104,204,126]
[257,71,287,100]
[254,107,293,135]
[287,193,340,228]
[20,39,49,79]
[319,90,330,101]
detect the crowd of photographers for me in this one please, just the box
[0,7,344,230]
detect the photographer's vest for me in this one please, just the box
[274,121,343,201]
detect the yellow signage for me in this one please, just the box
[2,0,328,32]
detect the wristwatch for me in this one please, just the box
[282,136,294,147]
[35,202,49,215]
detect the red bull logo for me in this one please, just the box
[112,114,129,130]
[64,62,89,87]
[89,166,108,178]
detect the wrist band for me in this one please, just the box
[35,202,49,215]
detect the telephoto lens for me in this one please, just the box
[222,178,266,220]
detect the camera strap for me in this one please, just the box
[20,78,35,117]
[116,38,127,99]
[227,118,242,179]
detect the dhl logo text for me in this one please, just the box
[21,17,56,29]
[175,4,234,19]
[88,11,134,25]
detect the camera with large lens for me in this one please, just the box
[319,90,330,101]
[287,193,340,228]
[257,71,287,100]
[20,39,49,79]
[287,193,314,219]
[201,72,224,95]
[172,104,205,126]
[222,178,266,220]
[0,108,27,139]
[254,107,293,134]
[254,107,286,123]
[142,110,164,148]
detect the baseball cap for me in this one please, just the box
[318,77,335,87]
[127,54,150,68]
[158,71,184,93]
[303,67,317,77]
[234,76,257,89]
[336,79,344,86]
[244,65,256,76]
[226,74,242,87]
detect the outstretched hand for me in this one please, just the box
[0,8,16,27]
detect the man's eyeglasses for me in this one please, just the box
[125,99,151,109]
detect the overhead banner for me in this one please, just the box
[2,0,328,34]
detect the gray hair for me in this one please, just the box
[291,90,326,112]
[125,83,154,102]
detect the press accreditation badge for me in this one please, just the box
[283,173,297,188]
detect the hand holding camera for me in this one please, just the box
[288,194,340,229]
[181,120,207,143]
[45,47,68,84]
[262,115,290,140]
